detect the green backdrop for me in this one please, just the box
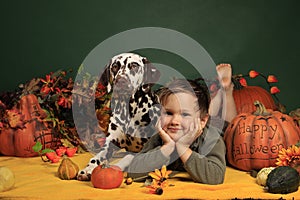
[1,0,299,112]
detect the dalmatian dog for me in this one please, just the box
[77,53,161,181]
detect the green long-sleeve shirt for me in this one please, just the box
[127,125,226,185]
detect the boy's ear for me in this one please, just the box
[200,114,209,128]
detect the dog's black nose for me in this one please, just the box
[115,77,128,85]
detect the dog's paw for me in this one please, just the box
[77,170,91,181]
[77,159,99,181]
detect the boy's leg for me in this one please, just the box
[210,64,237,122]
[209,88,223,117]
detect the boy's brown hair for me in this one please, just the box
[157,78,210,119]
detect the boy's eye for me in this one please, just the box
[182,113,191,117]
[166,111,173,115]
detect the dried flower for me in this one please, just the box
[276,145,300,174]
[149,165,172,182]
[270,86,280,94]
[40,74,55,95]
[267,75,278,83]
[6,108,25,129]
[147,165,172,195]
[230,68,283,112]
[239,77,247,87]
[249,70,259,78]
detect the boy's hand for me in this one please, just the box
[156,119,175,156]
[156,118,173,144]
[176,118,203,162]
[177,118,202,147]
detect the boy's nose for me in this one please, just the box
[170,114,181,125]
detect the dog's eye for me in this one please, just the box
[128,62,139,70]
[111,62,120,73]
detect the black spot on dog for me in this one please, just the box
[111,123,117,130]
[141,113,151,124]
[124,57,128,65]
[133,107,137,115]
[91,159,96,164]
[126,139,132,146]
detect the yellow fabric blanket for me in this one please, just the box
[0,152,299,200]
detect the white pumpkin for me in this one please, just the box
[256,167,275,186]
[0,166,15,192]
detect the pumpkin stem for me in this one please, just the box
[101,160,110,168]
[253,101,271,116]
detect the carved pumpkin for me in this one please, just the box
[224,101,300,171]
[91,165,123,189]
[0,94,57,157]
[233,85,277,114]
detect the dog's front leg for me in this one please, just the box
[76,135,116,181]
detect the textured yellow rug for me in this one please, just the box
[0,152,299,200]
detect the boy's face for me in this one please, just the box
[160,92,201,142]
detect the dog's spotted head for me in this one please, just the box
[100,53,160,94]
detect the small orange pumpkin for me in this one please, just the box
[91,165,123,189]
[224,101,300,171]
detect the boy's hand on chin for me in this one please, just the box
[156,119,175,145]
[156,119,175,157]
[177,118,202,147]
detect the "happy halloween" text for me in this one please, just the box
[232,122,283,158]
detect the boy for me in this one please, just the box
[126,78,226,185]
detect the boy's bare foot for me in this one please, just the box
[216,63,232,90]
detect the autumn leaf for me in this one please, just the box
[6,108,25,129]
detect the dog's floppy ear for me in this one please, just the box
[99,62,112,93]
[142,57,160,93]
[142,57,160,84]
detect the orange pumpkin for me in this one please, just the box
[233,85,277,114]
[91,165,123,189]
[0,94,57,157]
[224,101,300,171]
